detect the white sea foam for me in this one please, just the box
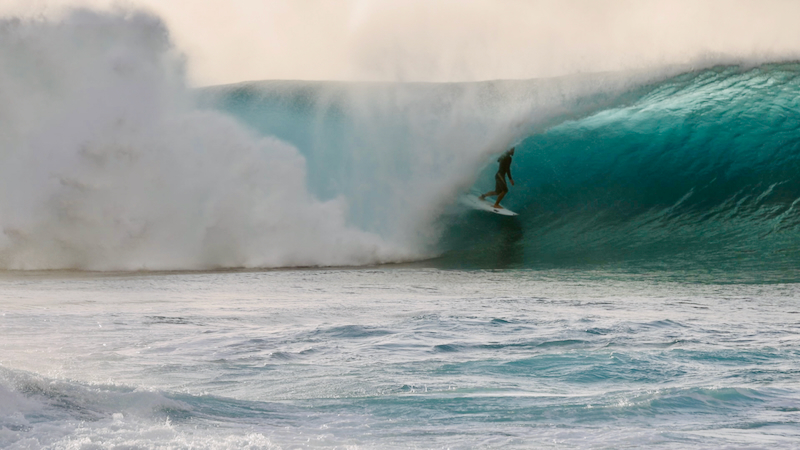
[0,9,409,270]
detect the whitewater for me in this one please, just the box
[3,7,800,449]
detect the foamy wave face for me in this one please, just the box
[0,9,404,270]
[0,369,279,449]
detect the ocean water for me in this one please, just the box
[3,8,800,449]
[3,269,800,449]
[207,64,800,274]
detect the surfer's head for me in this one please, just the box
[508,147,515,156]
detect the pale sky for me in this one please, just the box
[2,0,800,86]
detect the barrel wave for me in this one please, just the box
[3,10,800,273]
[210,64,800,276]
[441,65,800,275]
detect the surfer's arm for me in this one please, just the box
[508,169,514,186]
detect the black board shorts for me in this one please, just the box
[494,173,508,193]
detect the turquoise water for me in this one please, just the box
[2,269,800,448]
[207,64,800,275]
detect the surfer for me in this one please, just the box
[479,147,515,208]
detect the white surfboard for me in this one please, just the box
[459,194,518,216]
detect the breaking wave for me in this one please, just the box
[3,8,800,273]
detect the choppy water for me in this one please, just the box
[3,269,800,449]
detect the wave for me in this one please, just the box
[3,9,800,272]
[0,367,283,448]
[438,64,800,272]
[0,364,792,449]
[208,64,800,274]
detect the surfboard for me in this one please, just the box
[459,194,518,216]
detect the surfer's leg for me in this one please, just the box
[480,191,496,200]
[493,191,507,208]
[490,174,507,204]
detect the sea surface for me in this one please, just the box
[2,269,800,449]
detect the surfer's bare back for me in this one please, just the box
[479,147,515,208]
